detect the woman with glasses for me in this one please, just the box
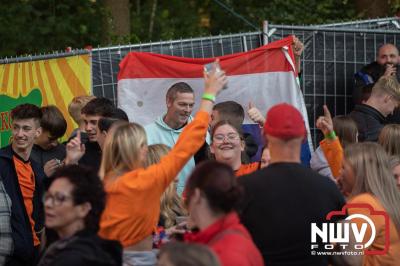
[184,161,263,266]
[210,120,260,176]
[38,165,122,266]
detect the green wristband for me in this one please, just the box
[202,93,216,103]
[325,131,337,140]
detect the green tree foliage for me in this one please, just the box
[1,0,399,58]
[130,0,208,43]
[130,0,359,42]
[0,0,108,57]
[209,0,357,30]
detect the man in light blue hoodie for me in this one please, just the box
[145,82,204,194]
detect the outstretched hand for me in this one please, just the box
[316,105,334,136]
[65,130,86,165]
[203,58,228,96]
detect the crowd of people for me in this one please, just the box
[0,39,399,266]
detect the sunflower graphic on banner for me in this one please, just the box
[0,54,91,148]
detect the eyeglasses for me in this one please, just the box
[213,133,240,143]
[43,192,73,206]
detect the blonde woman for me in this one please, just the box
[146,144,187,248]
[146,144,187,228]
[378,124,400,157]
[340,142,400,265]
[389,156,400,190]
[75,66,226,265]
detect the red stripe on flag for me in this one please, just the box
[118,36,295,80]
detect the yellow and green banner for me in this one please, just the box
[0,54,91,148]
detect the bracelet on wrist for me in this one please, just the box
[325,131,337,140]
[202,93,216,103]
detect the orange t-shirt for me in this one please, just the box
[13,155,40,246]
[235,162,260,177]
[348,193,400,265]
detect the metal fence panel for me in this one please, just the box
[267,25,400,143]
[315,17,400,30]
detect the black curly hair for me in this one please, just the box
[49,165,106,233]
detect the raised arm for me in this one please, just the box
[64,130,86,166]
[137,61,228,191]
[316,105,343,179]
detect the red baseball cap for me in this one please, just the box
[264,103,306,140]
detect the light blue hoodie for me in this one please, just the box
[145,114,208,195]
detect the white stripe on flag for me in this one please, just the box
[118,72,306,127]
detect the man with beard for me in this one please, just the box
[354,43,400,122]
[145,82,198,195]
[0,104,45,265]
